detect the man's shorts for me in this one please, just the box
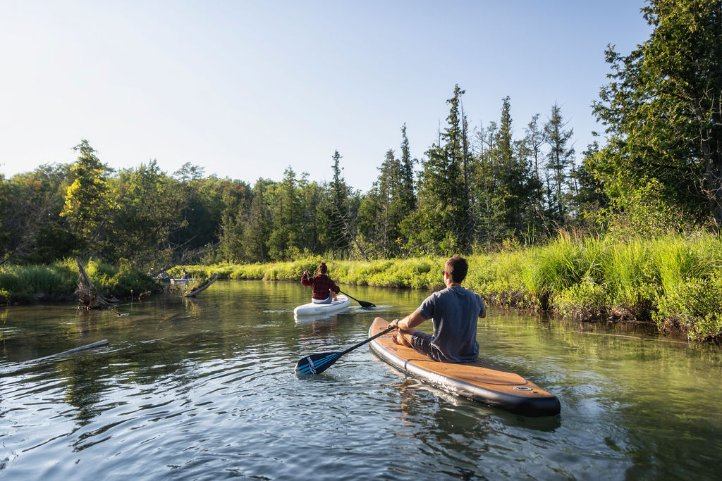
[410,332,444,362]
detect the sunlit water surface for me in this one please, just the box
[1,281,721,480]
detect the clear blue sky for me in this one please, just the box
[0,0,649,191]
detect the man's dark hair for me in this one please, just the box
[445,256,468,283]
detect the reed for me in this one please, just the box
[190,233,722,342]
[5,234,718,341]
[0,259,155,303]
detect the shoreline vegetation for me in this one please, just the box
[187,233,716,344]
[1,234,720,343]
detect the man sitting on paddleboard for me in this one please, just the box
[301,262,340,304]
[389,256,486,363]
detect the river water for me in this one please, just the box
[1,280,720,480]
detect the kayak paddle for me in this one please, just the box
[295,324,396,375]
[339,290,375,308]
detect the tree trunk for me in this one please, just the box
[76,257,113,309]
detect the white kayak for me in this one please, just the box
[294,295,351,317]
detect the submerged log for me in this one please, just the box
[76,257,113,310]
[30,339,110,364]
[51,339,109,357]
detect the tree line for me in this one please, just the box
[0,92,586,268]
[1,0,720,270]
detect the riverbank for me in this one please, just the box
[0,259,156,304]
[177,233,722,343]
[2,234,720,342]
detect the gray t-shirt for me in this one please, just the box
[419,285,486,362]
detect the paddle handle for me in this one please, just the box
[340,325,396,356]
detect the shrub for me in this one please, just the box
[654,276,722,342]
[556,276,609,322]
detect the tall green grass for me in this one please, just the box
[185,233,722,342]
[0,259,156,303]
[5,234,719,341]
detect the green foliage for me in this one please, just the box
[1,164,74,264]
[0,259,154,303]
[408,85,473,255]
[0,263,76,302]
[107,258,157,297]
[544,103,575,225]
[591,0,722,225]
[655,276,722,342]
[60,140,114,246]
[556,276,610,321]
[110,160,187,266]
[604,179,689,240]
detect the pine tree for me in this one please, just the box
[517,115,546,240]
[243,180,272,261]
[407,84,473,254]
[493,97,531,239]
[325,150,355,255]
[399,124,416,213]
[267,167,305,259]
[544,103,575,225]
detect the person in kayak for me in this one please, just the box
[389,256,485,362]
[301,262,340,304]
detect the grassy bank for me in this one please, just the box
[0,259,156,304]
[180,233,722,343]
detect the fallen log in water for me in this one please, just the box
[183,274,219,298]
[31,339,110,363]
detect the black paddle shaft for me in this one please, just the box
[295,325,396,375]
[339,325,395,356]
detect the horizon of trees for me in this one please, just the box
[1,0,720,270]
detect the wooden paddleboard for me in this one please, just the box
[369,317,561,417]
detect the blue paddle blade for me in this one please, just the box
[295,351,342,375]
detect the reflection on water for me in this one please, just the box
[1,280,721,480]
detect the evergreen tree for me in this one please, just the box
[361,149,409,257]
[407,85,471,254]
[60,140,114,251]
[522,114,549,240]
[297,174,322,254]
[572,141,609,230]
[267,167,304,259]
[399,124,416,214]
[519,114,547,239]
[544,103,575,226]
[217,180,253,263]
[243,180,272,261]
[472,121,502,245]
[492,97,534,239]
[324,150,355,255]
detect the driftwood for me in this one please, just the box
[183,274,218,298]
[53,339,109,357]
[76,257,113,309]
[32,339,110,363]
